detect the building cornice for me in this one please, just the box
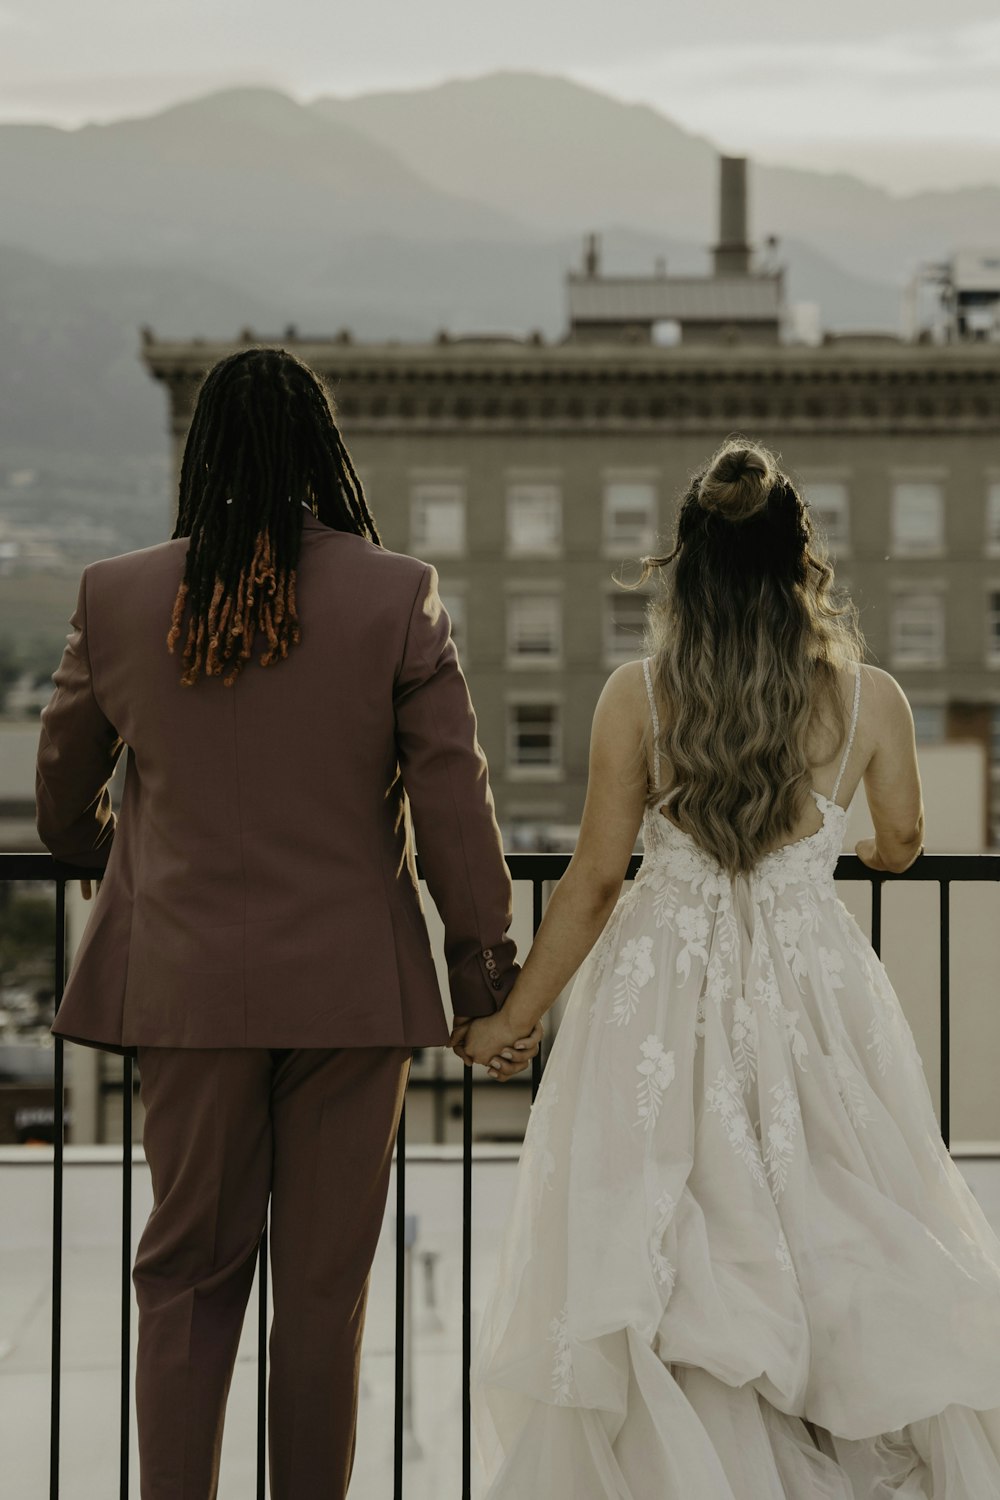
[140,335,1000,436]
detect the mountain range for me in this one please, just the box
[314,73,1000,287]
[1,72,997,460]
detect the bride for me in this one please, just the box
[451,439,1000,1497]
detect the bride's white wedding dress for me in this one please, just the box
[472,662,1000,1498]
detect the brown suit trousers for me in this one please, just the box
[134,1043,412,1500]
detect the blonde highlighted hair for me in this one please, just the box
[639,438,863,876]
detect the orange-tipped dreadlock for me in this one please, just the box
[168,347,381,686]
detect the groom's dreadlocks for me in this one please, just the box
[169,347,380,686]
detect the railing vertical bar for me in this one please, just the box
[432,1048,446,1145]
[870,878,882,958]
[462,1064,473,1500]
[394,1099,406,1500]
[940,881,951,1150]
[531,876,544,937]
[256,1217,268,1500]
[531,878,545,1101]
[120,1056,133,1499]
[50,877,66,1500]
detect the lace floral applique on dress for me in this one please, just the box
[548,1305,574,1404]
[635,1035,676,1132]
[609,936,655,1026]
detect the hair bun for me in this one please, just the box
[697,440,776,522]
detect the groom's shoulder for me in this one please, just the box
[322,532,429,592]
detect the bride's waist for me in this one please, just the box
[636,844,840,889]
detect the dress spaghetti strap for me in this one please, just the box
[642,657,662,784]
[831,662,862,804]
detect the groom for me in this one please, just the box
[35,346,541,1500]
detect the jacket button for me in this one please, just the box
[486,959,497,971]
[491,978,503,989]
[483,948,493,959]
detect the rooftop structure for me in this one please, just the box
[565,156,783,345]
[906,249,1000,345]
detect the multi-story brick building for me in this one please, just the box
[142,158,1000,850]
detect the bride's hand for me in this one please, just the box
[854,838,887,870]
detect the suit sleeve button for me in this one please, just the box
[483,948,493,959]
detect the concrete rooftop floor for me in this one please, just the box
[2,1148,999,1499]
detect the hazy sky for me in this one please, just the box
[2,0,999,191]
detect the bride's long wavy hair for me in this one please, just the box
[640,438,864,876]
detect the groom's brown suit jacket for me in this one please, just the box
[36,511,519,1054]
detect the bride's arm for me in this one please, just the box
[856,667,924,874]
[502,663,649,1036]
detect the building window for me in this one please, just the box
[410,484,465,556]
[911,705,946,743]
[988,590,1000,666]
[439,589,467,661]
[605,593,649,665]
[507,484,562,556]
[603,481,657,555]
[891,592,944,667]
[891,481,943,556]
[803,481,850,552]
[987,483,1000,555]
[507,702,561,774]
[507,595,561,666]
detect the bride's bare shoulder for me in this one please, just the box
[829,665,913,765]
[591,661,654,745]
[829,661,902,709]
[598,660,652,716]
[591,662,660,775]
[858,664,914,737]
[588,663,654,791]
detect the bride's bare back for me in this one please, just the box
[601,660,924,873]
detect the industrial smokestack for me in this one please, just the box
[713,156,751,277]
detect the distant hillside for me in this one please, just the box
[0,243,281,452]
[0,77,989,316]
[314,73,720,244]
[0,86,527,292]
[314,71,1000,285]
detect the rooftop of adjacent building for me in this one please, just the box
[141,330,1000,364]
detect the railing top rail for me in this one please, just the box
[2,851,999,882]
[505,852,1000,882]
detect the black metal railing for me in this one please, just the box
[2,847,998,1499]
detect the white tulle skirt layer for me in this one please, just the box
[471,835,1000,1498]
[478,1330,1000,1499]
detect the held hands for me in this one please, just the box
[449,1009,543,1081]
